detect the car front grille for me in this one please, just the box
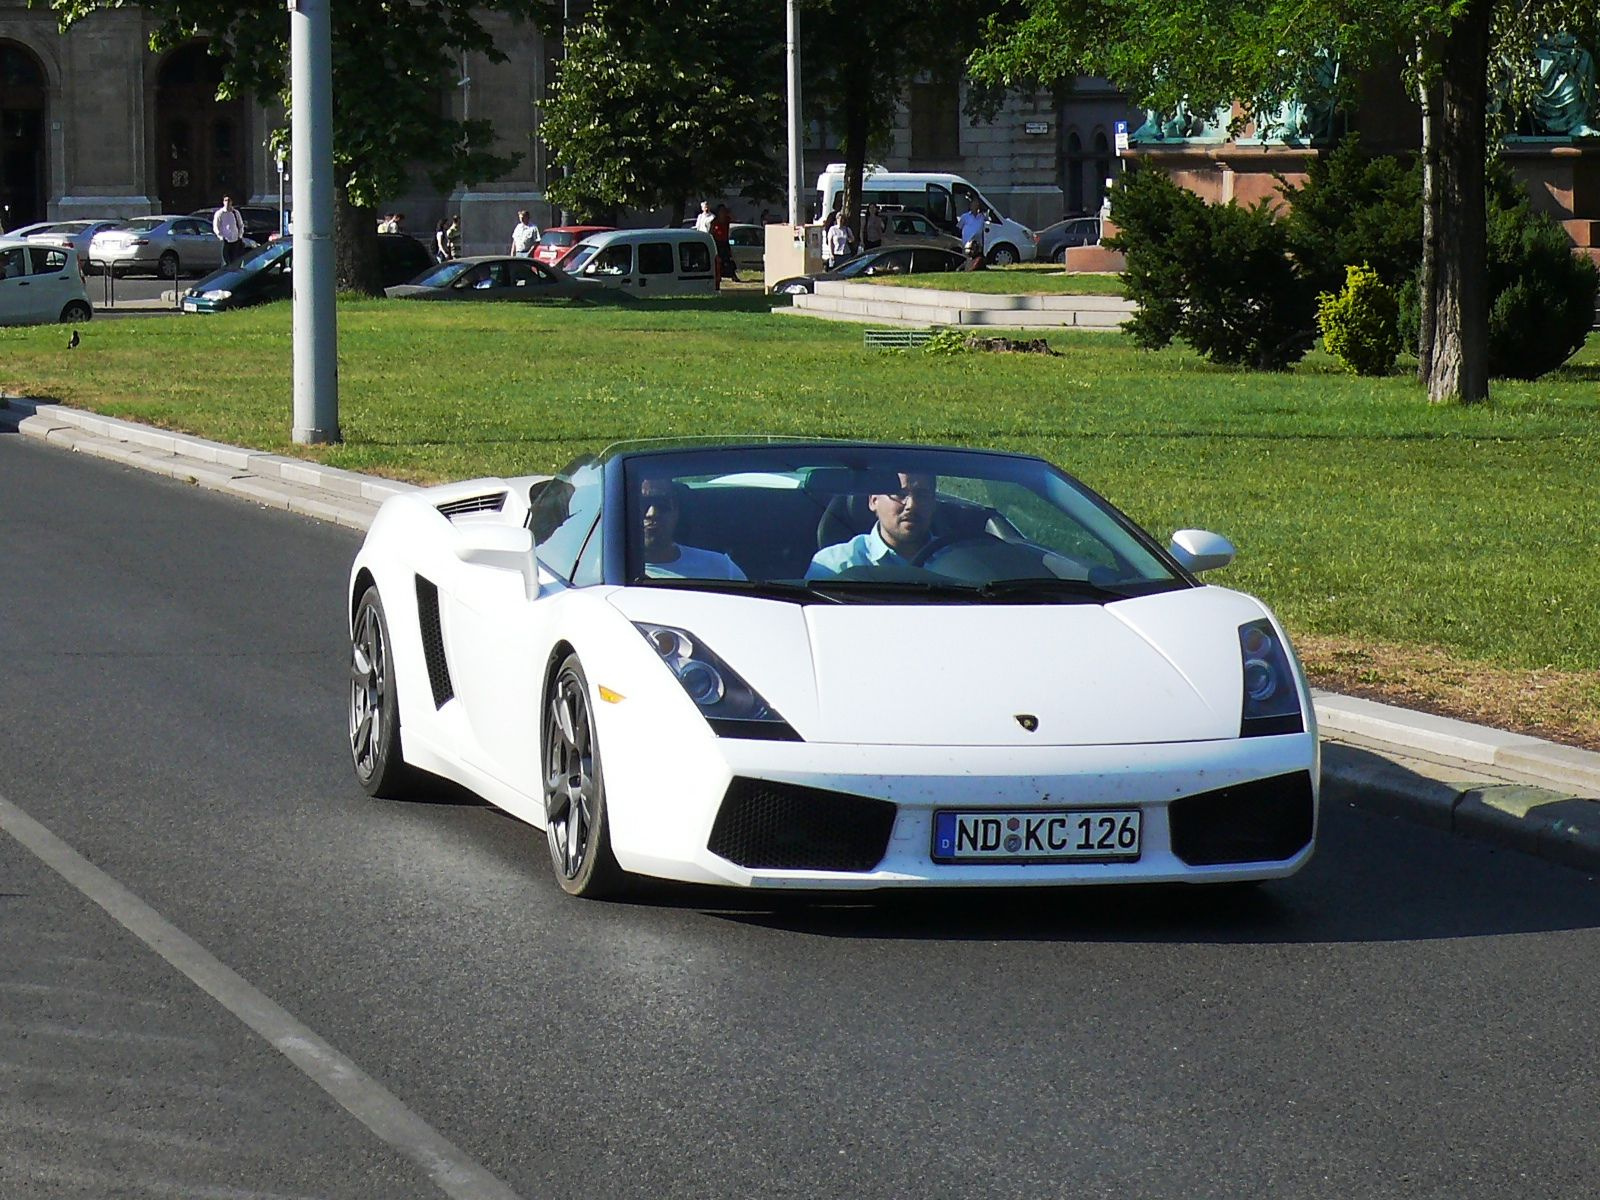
[708,778,896,872]
[1167,771,1315,866]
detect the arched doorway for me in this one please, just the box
[156,43,246,215]
[0,41,46,231]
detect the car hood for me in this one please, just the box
[606,585,1278,746]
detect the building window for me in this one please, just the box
[909,80,959,162]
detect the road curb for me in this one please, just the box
[6,393,1600,873]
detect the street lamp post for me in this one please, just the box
[786,0,803,226]
[290,0,339,445]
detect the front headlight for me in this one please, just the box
[201,289,233,301]
[1238,619,1304,737]
[634,622,800,741]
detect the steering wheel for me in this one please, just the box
[909,535,991,569]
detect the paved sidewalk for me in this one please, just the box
[5,394,1598,874]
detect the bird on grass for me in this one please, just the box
[68,329,80,349]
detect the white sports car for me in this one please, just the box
[348,440,1318,898]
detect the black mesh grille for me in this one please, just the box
[414,576,454,708]
[1168,771,1315,865]
[437,492,507,519]
[708,779,896,871]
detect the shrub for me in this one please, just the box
[1484,198,1599,379]
[1107,167,1318,370]
[921,329,972,355]
[1279,134,1422,297]
[1317,263,1401,376]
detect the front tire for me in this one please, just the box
[987,243,1020,267]
[60,300,92,324]
[543,654,624,898]
[349,587,418,798]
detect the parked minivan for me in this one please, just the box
[560,228,720,295]
[815,166,1039,265]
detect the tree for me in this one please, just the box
[539,0,783,224]
[970,1,1598,403]
[50,0,540,293]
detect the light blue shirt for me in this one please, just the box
[806,524,913,579]
[958,209,988,245]
[644,543,746,581]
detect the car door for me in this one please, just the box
[910,248,961,275]
[860,248,913,278]
[172,218,220,270]
[506,259,556,298]
[26,246,76,321]
[0,245,40,323]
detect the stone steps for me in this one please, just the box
[786,280,1136,330]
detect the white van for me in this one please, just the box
[0,238,93,326]
[815,166,1039,265]
[560,228,720,295]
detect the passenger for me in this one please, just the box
[806,472,938,578]
[638,476,746,580]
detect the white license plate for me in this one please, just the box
[932,809,1142,863]
[182,300,200,312]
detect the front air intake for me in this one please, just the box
[708,779,896,871]
[1168,771,1315,865]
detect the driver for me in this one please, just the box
[638,475,746,580]
[807,472,938,578]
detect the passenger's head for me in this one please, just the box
[638,475,682,560]
[869,473,937,554]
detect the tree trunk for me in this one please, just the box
[1427,2,1492,404]
[839,61,872,250]
[1415,48,1441,385]
[334,185,384,296]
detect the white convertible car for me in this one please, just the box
[348,440,1317,898]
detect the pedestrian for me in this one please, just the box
[694,200,715,234]
[862,203,885,252]
[823,212,852,271]
[711,203,739,282]
[392,212,407,234]
[510,209,539,257]
[758,208,773,226]
[212,194,245,264]
[959,198,988,267]
[434,219,449,262]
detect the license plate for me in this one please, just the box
[932,809,1142,863]
[182,300,200,312]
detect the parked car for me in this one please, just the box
[557,228,720,296]
[345,439,1317,899]
[1036,216,1103,263]
[0,238,93,326]
[23,220,123,273]
[877,209,965,254]
[532,226,615,266]
[385,256,598,302]
[182,234,434,313]
[89,216,228,279]
[189,206,284,243]
[727,223,766,274]
[768,245,967,295]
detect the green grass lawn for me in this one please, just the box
[862,267,1127,295]
[4,295,1597,737]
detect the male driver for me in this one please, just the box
[213,195,245,264]
[807,473,938,578]
[639,476,746,580]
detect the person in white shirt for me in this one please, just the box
[212,195,246,264]
[824,213,853,270]
[510,209,539,256]
[638,476,745,581]
[807,473,939,578]
[694,201,716,234]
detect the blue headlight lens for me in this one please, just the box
[1238,619,1303,737]
[633,622,800,740]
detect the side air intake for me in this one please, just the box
[708,779,895,871]
[414,576,454,708]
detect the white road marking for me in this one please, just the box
[0,789,526,1200]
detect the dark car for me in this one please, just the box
[767,246,967,295]
[384,256,602,302]
[181,234,435,313]
[1036,216,1102,264]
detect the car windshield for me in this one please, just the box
[236,242,290,272]
[620,446,1187,601]
[408,262,472,288]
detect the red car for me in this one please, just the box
[532,225,616,266]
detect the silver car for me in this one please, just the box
[24,220,122,273]
[89,216,229,279]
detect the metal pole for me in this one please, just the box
[276,147,286,238]
[786,0,803,226]
[290,0,339,445]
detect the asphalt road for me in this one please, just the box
[3,431,1599,1199]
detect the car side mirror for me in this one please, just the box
[1168,529,1235,573]
[454,525,538,596]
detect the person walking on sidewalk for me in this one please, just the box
[510,210,539,257]
[212,195,246,265]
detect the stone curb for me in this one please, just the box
[6,394,1600,872]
